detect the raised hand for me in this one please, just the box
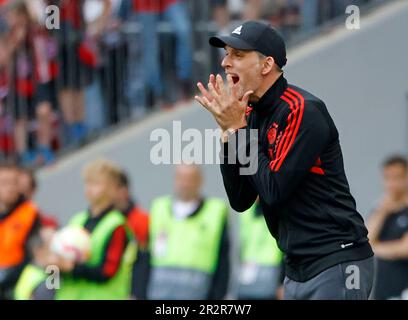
[195,74,253,132]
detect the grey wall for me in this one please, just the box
[36,0,408,224]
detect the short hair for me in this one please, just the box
[117,170,130,188]
[82,159,122,184]
[383,155,408,170]
[256,52,282,72]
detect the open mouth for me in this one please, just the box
[231,76,240,84]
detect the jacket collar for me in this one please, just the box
[87,204,115,221]
[249,73,288,115]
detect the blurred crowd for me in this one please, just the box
[1,153,408,300]
[211,0,386,38]
[0,0,386,169]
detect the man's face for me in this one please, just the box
[84,175,114,207]
[0,168,21,209]
[174,165,202,201]
[221,46,264,100]
[383,164,408,198]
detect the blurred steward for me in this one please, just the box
[13,226,57,300]
[237,198,283,300]
[147,164,230,300]
[51,159,137,299]
[0,162,40,299]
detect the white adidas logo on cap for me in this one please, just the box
[232,25,242,35]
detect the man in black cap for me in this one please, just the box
[195,21,374,300]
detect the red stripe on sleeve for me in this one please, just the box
[271,94,299,171]
[273,88,305,172]
[270,90,299,171]
[269,110,294,170]
[102,226,127,278]
[269,90,296,170]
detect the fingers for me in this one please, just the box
[197,82,213,102]
[194,94,215,113]
[216,74,225,94]
[209,74,220,95]
[196,75,223,113]
[241,90,254,105]
[208,82,222,106]
[226,74,237,97]
[211,74,227,95]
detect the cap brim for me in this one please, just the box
[209,35,254,51]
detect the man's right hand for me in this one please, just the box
[195,74,252,133]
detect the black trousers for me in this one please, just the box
[283,257,374,300]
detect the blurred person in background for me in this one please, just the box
[237,197,283,300]
[0,0,58,165]
[13,225,57,300]
[368,155,408,299]
[211,0,231,37]
[118,0,146,119]
[115,169,150,299]
[3,0,59,166]
[18,167,59,229]
[299,0,319,33]
[96,0,128,126]
[132,0,193,108]
[0,162,40,299]
[51,158,136,299]
[211,0,302,59]
[55,0,111,145]
[27,0,59,166]
[0,33,14,160]
[147,164,230,300]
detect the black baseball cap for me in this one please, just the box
[209,20,287,68]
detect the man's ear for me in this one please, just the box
[261,56,275,76]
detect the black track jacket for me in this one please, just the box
[220,74,373,282]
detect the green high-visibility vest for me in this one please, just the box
[56,209,137,300]
[14,264,47,300]
[240,203,282,266]
[150,196,227,274]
